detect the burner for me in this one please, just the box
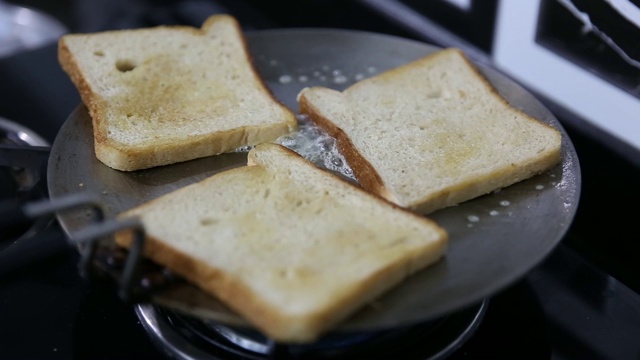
[0,117,50,243]
[136,300,487,359]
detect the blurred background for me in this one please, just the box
[1,1,638,359]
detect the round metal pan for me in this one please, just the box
[47,29,581,333]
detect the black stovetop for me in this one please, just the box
[1,1,639,359]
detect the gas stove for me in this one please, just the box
[1,1,639,359]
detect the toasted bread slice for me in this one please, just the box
[297,48,562,214]
[59,15,296,171]
[115,143,447,343]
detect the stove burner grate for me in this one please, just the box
[0,117,50,243]
[136,300,487,360]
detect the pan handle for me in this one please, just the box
[0,194,148,302]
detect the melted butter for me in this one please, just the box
[276,115,355,180]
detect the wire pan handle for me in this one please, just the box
[1,192,148,302]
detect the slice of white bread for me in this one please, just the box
[297,48,562,214]
[58,15,296,171]
[114,143,447,343]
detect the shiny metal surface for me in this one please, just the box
[47,29,580,332]
[0,117,48,147]
[135,299,488,359]
[0,2,67,58]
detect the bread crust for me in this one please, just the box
[298,97,398,203]
[116,227,445,342]
[58,15,296,171]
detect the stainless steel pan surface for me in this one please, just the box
[47,29,580,332]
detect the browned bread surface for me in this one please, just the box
[115,143,447,343]
[59,15,296,171]
[297,48,562,214]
